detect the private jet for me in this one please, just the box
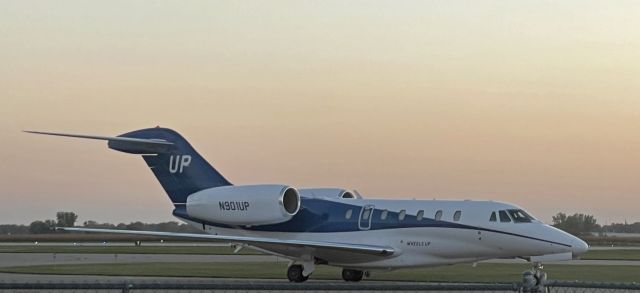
[26,127,588,283]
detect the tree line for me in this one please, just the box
[551,212,640,236]
[0,211,201,235]
[1,211,638,236]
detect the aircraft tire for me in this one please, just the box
[341,269,364,282]
[287,264,308,282]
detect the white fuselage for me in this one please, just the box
[180,197,588,270]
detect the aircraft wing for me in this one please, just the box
[60,227,396,259]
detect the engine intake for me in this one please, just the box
[186,184,300,226]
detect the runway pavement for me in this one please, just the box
[0,272,225,282]
[0,274,634,293]
[0,245,638,292]
[0,273,523,293]
[0,252,637,292]
[482,258,640,266]
[0,253,281,267]
[0,252,638,268]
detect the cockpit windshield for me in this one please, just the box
[507,209,535,223]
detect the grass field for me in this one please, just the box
[581,249,640,260]
[582,236,640,247]
[0,234,188,242]
[1,245,640,260]
[1,262,639,283]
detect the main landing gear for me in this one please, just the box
[286,256,367,283]
[287,265,309,282]
[286,264,367,283]
[341,269,364,282]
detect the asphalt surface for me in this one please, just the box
[0,253,281,267]
[0,274,634,293]
[483,258,640,266]
[0,273,270,283]
[0,252,636,292]
[0,252,638,268]
[0,244,637,292]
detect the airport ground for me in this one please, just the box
[1,242,640,260]
[0,243,639,284]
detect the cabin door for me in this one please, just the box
[358,205,375,230]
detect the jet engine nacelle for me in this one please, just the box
[186,184,300,226]
[298,188,362,199]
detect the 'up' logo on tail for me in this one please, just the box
[169,155,192,174]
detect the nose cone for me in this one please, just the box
[571,237,589,257]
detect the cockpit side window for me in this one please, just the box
[508,209,533,223]
[498,210,511,222]
[489,211,497,222]
[520,209,537,221]
[453,210,462,221]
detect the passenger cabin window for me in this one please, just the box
[489,211,497,222]
[435,210,443,220]
[398,210,406,221]
[416,210,424,221]
[345,209,353,219]
[498,210,511,222]
[362,208,371,220]
[453,210,462,221]
[380,210,388,220]
[508,209,534,223]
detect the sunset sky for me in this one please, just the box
[1,1,639,225]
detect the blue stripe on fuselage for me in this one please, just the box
[173,198,571,248]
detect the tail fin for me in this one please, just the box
[26,127,232,205]
[115,127,231,204]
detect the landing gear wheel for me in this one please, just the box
[522,262,548,293]
[287,264,308,282]
[341,269,364,282]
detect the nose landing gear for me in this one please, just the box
[522,262,548,293]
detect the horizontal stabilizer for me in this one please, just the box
[24,130,174,154]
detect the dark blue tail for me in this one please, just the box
[110,127,232,205]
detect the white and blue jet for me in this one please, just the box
[27,127,588,282]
